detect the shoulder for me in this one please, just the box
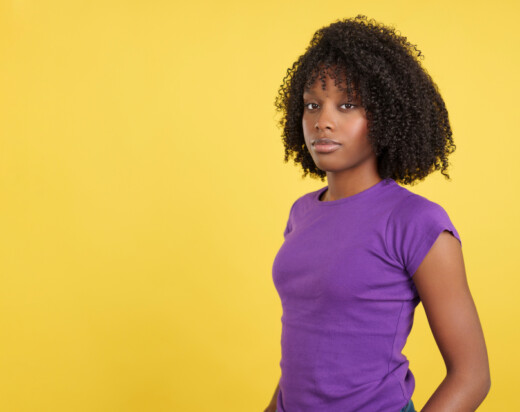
[386,190,459,242]
[385,192,449,252]
[385,191,461,277]
[283,191,312,238]
[288,187,323,215]
[388,192,450,226]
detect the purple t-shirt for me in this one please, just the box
[272,178,461,412]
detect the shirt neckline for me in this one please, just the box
[313,178,396,206]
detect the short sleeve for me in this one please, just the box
[385,195,462,278]
[283,198,298,239]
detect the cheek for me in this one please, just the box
[302,116,311,132]
[340,117,368,141]
[302,117,314,141]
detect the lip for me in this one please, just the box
[313,143,341,153]
[312,137,341,145]
[312,137,342,153]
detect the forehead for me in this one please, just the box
[303,82,348,94]
[303,77,359,99]
[304,74,342,90]
[303,67,358,96]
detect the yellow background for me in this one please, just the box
[0,0,518,410]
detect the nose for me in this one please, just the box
[314,105,335,131]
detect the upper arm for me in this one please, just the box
[412,230,490,389]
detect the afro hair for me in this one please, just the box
[274,14,456,185]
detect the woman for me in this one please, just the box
[264,15,490,412]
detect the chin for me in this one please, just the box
[314,163,349,173]
[313,157,349,170]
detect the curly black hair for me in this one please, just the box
[274,15,456,185]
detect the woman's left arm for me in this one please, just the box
[412,230,491,412]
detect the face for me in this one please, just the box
[302,72,378,177]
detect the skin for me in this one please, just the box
[413,232,491,410]
[302,71,382,201]
[265,71,491,411]
[263,382,279,412]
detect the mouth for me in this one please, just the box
[313,142,341,153]
[312,137,341,145]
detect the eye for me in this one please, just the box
[304,102,318,110]
[340,103,356,110]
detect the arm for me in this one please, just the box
[263,379,279,412]
[412,231,491,411]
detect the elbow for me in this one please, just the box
[447,356,491,395]
[470,373,491,400]
[477,376,492,407]
[477,364,492,397]
[467,372,491,400]
[474,369,491,398]
[448,368,491,400]
[482,375,491,398]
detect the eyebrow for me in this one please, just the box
[303,88,350,95]
[302,90,358,102]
